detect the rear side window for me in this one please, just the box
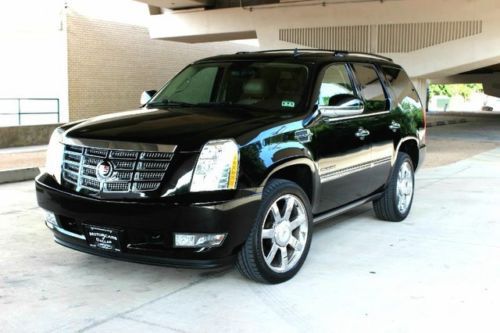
[381,66,422,111]
[351,63,388,112]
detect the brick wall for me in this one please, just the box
[66,13,256,121]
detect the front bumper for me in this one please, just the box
[36,173,262,268]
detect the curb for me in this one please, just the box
[426,118,467,128]
[0,167,40,185]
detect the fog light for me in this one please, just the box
[174,233,226,248]
[45,211,57,229]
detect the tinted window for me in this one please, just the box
[161,66,219,104]
[381,66,422,111]
[318,64,355,106]
[150,62,308,112]
[351,63,388,112]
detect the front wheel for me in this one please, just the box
[373,152,415,222]
[236,179,313,284]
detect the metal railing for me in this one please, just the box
[0,98,60,126]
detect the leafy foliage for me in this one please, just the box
[429,83,483,100]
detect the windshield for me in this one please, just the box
[148,61,309,111]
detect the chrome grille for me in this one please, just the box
[61,144,173,195]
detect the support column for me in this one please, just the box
[412,78,430,111]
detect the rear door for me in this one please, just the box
[350,63,394,193]
[379,64,424,145]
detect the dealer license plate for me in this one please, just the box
[84,224,122,252]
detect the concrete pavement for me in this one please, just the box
[424,113,500,167]
[1,145,499,332]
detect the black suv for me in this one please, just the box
[36,49,426,283]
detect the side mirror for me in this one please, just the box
[141,90,157,105]
[319,94,364,118]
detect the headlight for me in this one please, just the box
[46,128,64,183]
[190,139,239,192]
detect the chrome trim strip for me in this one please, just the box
[320,157,391,183]
[62,137,177,153]
[313,193,381,224]
[49,222,86,240]
[325,111,390,123]
[63,161,81,169]
[64,150,82,156]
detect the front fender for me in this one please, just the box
[236,119,320,205]
[238,134,315,187]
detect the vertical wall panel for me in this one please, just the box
[279,25,371,52]
[376,20,482,53]
[279,20,482,54]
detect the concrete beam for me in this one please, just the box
[159,30,257,43]
[136,0,213,10]
[144,0,500,79]
[148,5,162,15]
[149,8,257,42]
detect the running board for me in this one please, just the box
[313,194,381,224]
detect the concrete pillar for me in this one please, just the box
[412,78,430,111]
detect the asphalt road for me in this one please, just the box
[1,119,499,333]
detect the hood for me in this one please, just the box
[64,107,294,151]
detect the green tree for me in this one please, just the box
[429,84,451,97]
[429,83,483,100]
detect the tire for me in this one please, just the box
[236,179,313,284]
[373,152,415,222]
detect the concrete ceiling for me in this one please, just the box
[461,63,500,75]
[135,0,391,11]
[136,0,212,10]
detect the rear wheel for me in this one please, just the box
[373,152,415,222]
[236,179,313,284]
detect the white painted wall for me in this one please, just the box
[0,0,69,124]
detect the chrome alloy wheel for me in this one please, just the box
[261,194,309,273]
[396,161,414,214]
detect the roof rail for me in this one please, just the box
[236,48,344,56]
[236,48,393,62]
[336,51,393,62]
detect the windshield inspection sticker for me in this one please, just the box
[281,100,295,108]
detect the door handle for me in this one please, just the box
[355,127,370,140]
[389,121,401,132]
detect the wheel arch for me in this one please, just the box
[260,158,320,210]
[394,137,420,170]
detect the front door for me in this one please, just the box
[311,63,374,213]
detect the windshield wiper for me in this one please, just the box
[147,100,195,108]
